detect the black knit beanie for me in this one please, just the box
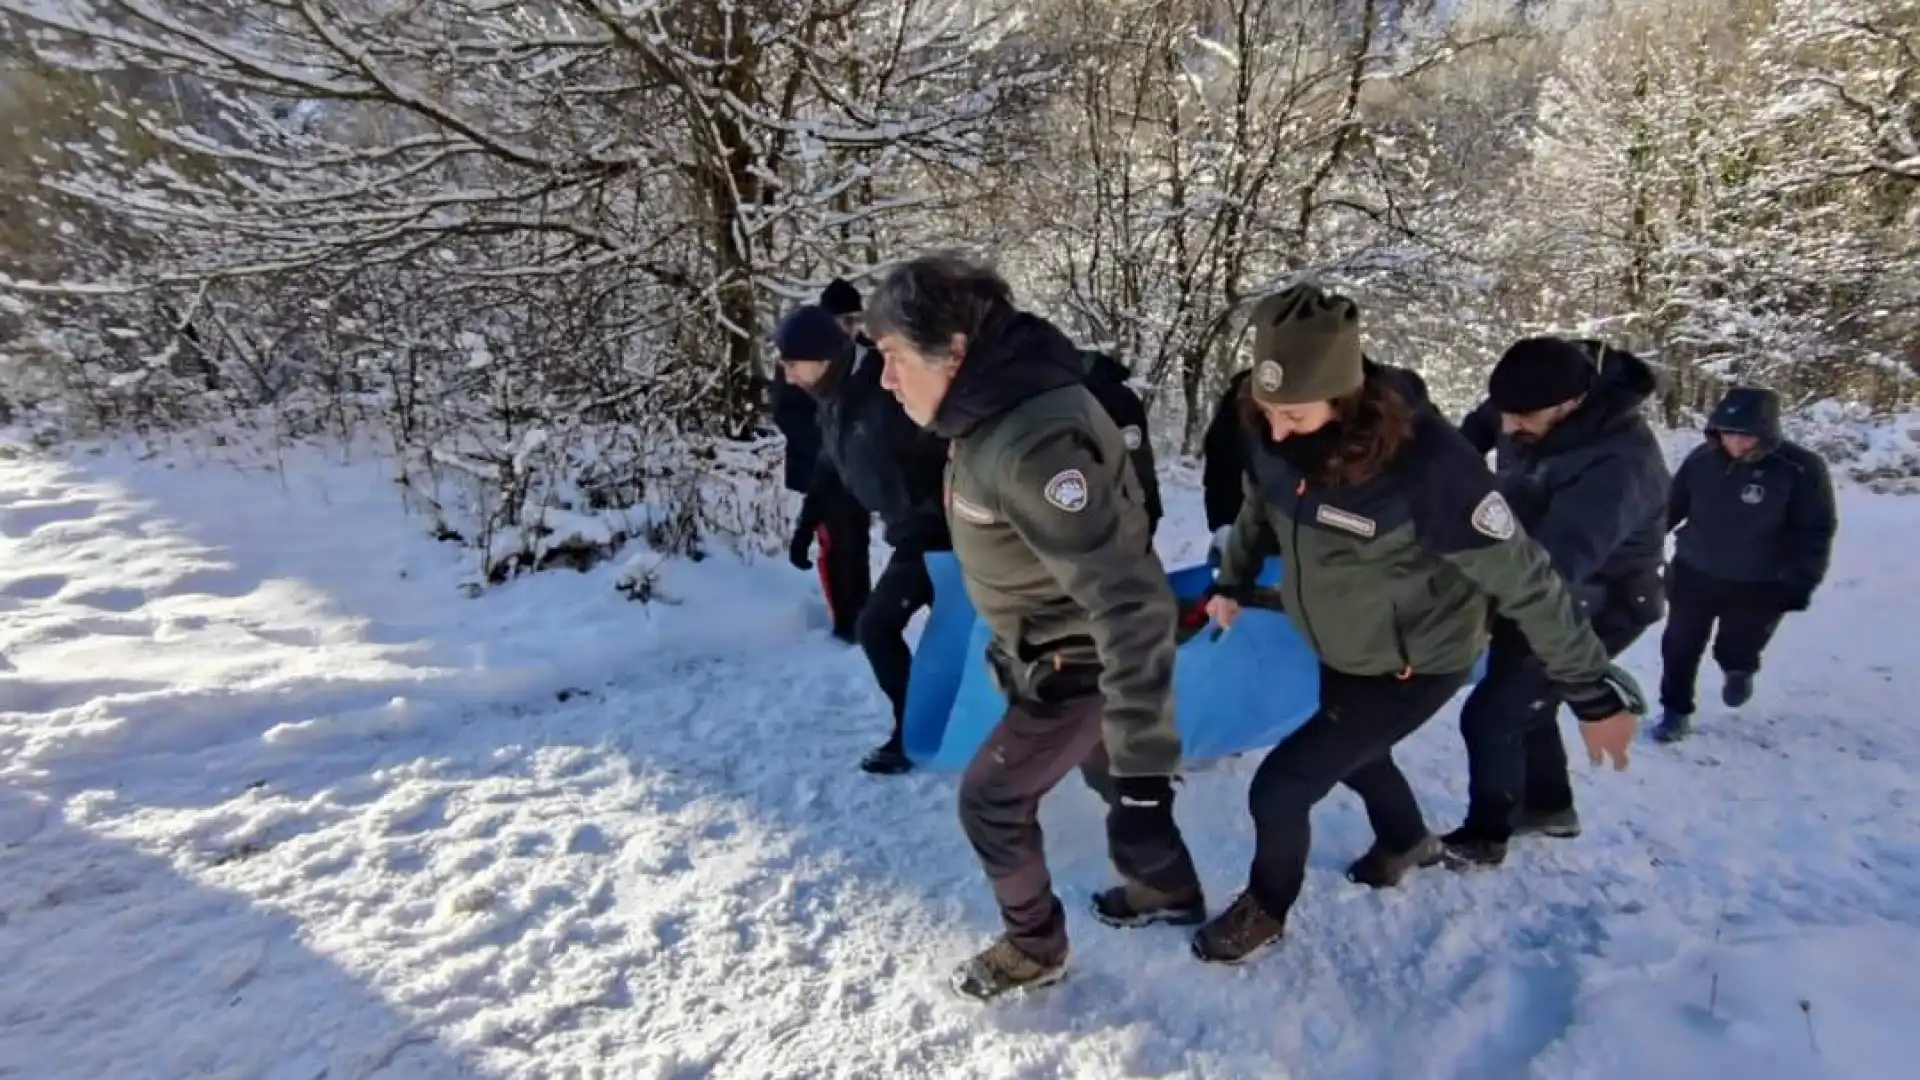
[821,278,862,317]
[1487,337,1597,414]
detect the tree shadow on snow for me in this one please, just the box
[0,784,484,1080]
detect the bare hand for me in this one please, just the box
[1580,713,1637,771]
[1205,595,1242,630]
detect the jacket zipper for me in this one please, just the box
[1290,484,1325,658]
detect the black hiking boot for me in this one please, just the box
[1191,892,1285,965]
[1653,710,1693,743]
[1439,826,1508,869]
[1509,805,1581,839]
[1089,882,1206,929]
[859,740,912,775]
[949,937,1067,1002]
[1345,833,1443,888]
[1722,671,1755,708]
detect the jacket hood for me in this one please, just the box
[1081,350,1132,385]
[930,309,1086,438]
[1705,386,1782,445]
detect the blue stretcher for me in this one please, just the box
[903,551,1328,770]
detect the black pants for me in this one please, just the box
[1659,559,1786,714]
[815,495,871,638]
[1245,666,1470,920]
[958,685,1201,963]
[1458,600,1653,838]
[857,549,935,743]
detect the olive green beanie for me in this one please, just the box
[1246,284,1364,405]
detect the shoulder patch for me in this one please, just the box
[1469,491,1515,540]
[1255,361,1284,394]
[1120,425,1143,450]
[1315,504,1377,538]
[1042,468,1089,513]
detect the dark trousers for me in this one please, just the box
[857,549,934,743]
[815,496,871,637]
[1459,605,1651,838]
[1245,666,1470,920]
[1659,559,1786,714]
[958,688,1201,963]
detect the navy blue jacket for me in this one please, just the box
[770,364,821,495]
[1079,351,1163,532]
[1459,343,1670,609]
[1670,387,1837,594]
[797,342,951,553]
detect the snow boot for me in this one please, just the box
[1509,805,1581,839]
[1190,892,1285,965]
[1089,881,1206,929]
[949,937,1067,1002]
[1439,826,1508,869]
[1653,710,1693,743]
[859,740,912,775]
[1722,671,1755,708]
[1345,832,1444,888]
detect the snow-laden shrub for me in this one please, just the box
[1786,401,1920,495]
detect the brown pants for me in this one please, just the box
[957,692,1202,963]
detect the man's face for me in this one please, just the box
[837,312,863,338]
[1719,432,1761,459]
[876,331,961,427]
[1257,400,1336,441]
[781,357,830,389]
[1500,398,1581,445]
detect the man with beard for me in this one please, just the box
[1443,338,1671,867]
[865,252,1203,1001]
[776,302,951,774]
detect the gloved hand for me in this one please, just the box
[788,526,813,570]
[1776,583,1813,612]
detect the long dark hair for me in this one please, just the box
[1238,372,1416,487]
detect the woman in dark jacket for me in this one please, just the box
[1193,284,1645,964]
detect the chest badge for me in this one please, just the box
[1315,504,1377,538]
[1741,482,1766,504]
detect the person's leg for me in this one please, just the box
[1657,562,1718,736]
[821,498,871,640]
[1712,583,1786,707]
[1451,633,1549,858]
[952,693,1105,999]
[1078,740,1204,927]
[854,551,933,772]
[1339,670,1472,882]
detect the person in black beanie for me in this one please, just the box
[777,302,951,774]
[1446,336,1670,867]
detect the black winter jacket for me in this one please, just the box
[769,364,821,495]
[1079,351,1163,532]
[1670,387,1837,595]
[1458,343,1670,614]
[797,342,951,553]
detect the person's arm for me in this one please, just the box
[1121,397,1164,533]
[1779,448,1838,602]
[1530,450,1663,588]
[1201,381,1247,531]
[1213,473,1277,600]
[1668,446,1704,532]
[1405,426,1643,720]
[997,427,1180,778]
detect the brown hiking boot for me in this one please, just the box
[949,937,1067,1002]
[1345,832,1443,888]
[1190,892,1285,965]
[1089,881,1206,929]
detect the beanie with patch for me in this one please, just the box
[821,278,862,317]
[1247,284,1364,405]
[1487,337,1596,414]
[773,304,850,363]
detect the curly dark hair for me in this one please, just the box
[1238,370,1416,487]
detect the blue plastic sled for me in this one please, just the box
[905,552,1321,771]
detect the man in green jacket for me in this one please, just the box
[863,251,1204,1002]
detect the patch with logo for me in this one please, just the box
[1121,425,1142,450]
[949,490,995,525]
[1740,482,1766,505]
[1042,468,1089,513]
[1315,504,1377,538]
[1255,360,1285,394]
[1469,491,1516,540]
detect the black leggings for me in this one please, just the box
[857,550,934,740]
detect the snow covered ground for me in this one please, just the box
[2,433,1917,1080]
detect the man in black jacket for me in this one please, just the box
[1446,338,1671,866]
[1201,370,1253,552]
[1654,386,1838,741]
[777,303,952,774]
[1079,351,1163,539]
